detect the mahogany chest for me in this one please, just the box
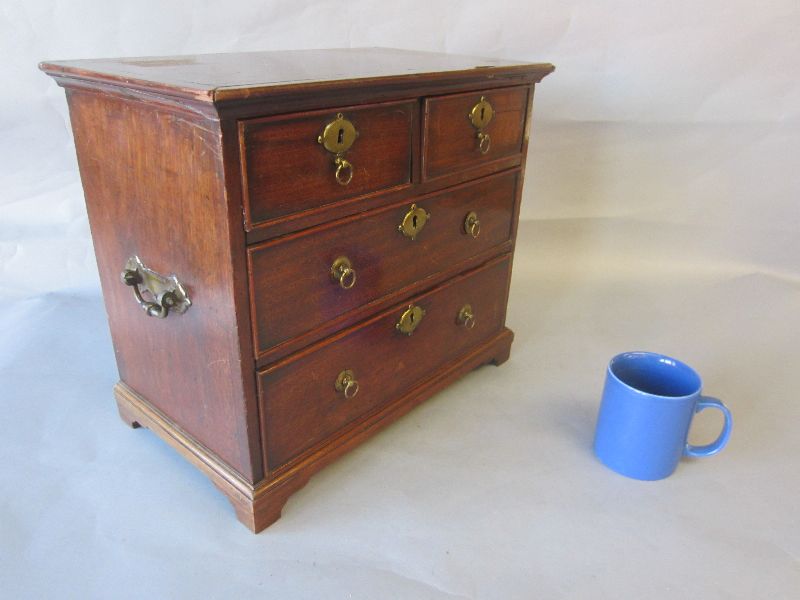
[40,48,554,532]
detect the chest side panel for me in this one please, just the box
[66,89,262,481]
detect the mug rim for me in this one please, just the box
[608,351,702,400]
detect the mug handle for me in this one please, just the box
[684,397,733,458]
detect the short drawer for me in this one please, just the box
[240,100,414,228]
[422,86,528,180]
[249,171,519,357]
[258,254,512,469]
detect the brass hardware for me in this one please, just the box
[334,156,353,186]
[468,96,494,129]
[120,255,191,319]
[318,113,358,186]
[468,96,493,155]
[398,204,431,240]
[330,256,357,289]
[396,304,426,336]
[335,369,359,399]
[318,113,358,154]
[464,211,481,238]
[477,132,491,154]
[457,304,476,329]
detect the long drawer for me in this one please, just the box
[248,171,519,358]
[258,254,512,470]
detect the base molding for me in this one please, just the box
[115,327,514,532]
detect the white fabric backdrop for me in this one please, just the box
[3,0,798,295]
[1,1,798,598]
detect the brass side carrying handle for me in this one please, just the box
[464,211,481,238]
[458,304,477,329]
[335,369,359,399]
[330,256,357,289]
[120,255,191,319]
[318,113,358,186]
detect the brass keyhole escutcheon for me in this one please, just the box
[335,369,359,399]
[396,304,426,336]
[458,304,476,329]
[468,96,494,129]
[318,113,358,154]
[398,204,431,240]
[464,211,481,238]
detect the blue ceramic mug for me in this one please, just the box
[593,351,732,480]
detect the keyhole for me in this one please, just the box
[480,106,485,122]
[412,214,418,229]
[337,127,344,145]
[409,312,415,323]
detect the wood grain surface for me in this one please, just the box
[249,171,518,358]
[258,255,512,470]
[42,49,553,531]
[423,86,529,180]
[240,100,414,226]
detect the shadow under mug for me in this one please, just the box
[593,351,732,480]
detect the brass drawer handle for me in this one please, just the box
[477,132,491,154]
[468,96,493,155]
[396,304,425,336]
[335,369,359,399]
[331,256,357,289]
[458,304,476,329]
[318,113,358,186]
[334,157,354,186]
[464,211,481,238]
[398,203,431,240]
[120,255,191,319]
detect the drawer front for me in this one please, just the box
[259,255,512,469]
[422,86,529,180]
[249,171,518,356]
[240,100,414,228]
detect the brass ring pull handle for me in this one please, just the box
[334,156,354,186]
[477,132,491,155]
[335,369,359,399]
[458,304,477,329]
[318,113,358,186]
[469,96,494,155]
[120,255,191,319]
[464,211,481,238]
[330,256,357,289]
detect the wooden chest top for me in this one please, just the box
[40,47,554,104]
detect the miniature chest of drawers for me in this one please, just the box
[40,48,553,532]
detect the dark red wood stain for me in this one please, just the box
[40,48,553,532]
